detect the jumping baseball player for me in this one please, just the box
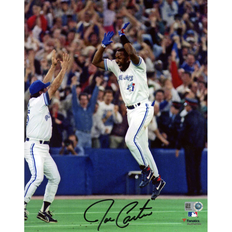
[92,23,166,200]
[24,51,71,222]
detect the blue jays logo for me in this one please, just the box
[45,113,51,121]
[127,83,135,92]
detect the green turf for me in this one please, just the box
[24,197,207,232]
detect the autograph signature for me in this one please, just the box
[83,199,152,231]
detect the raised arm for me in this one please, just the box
[118,22,140,65]
[124,42,140,65]
[92,31,114,69]
[43,50,58,84]
[92,46,105,69]
[48,53,71,100]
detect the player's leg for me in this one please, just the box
[137,115,166,199]
[24,143,45,220]
[43,153,60,204]
[24,143,45,204]
[133,104,164,191]
[143,106,166,199]
[125,103,157,168]
[125,103,156,187]
[125,104,151,167]
[139,126,159,176]
[37,152,60,223]
[125,103,166,199]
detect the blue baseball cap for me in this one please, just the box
[29,80,50,95]
[184,98,198,107]
[186,30,195,35]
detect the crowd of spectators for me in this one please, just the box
[24,0,207,154]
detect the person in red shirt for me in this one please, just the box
[170,49,182,89]
[27,4,48,36]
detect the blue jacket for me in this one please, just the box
[176,109,206,149]
[180,60,201,73]
[72,85,99,132]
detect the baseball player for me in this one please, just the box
[92,23,166,200]
[24,51,71,222]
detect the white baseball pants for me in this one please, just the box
[24,140,60,203]
[125,101,159,177]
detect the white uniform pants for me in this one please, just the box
[125,101,159,177]
[24,141,61,203]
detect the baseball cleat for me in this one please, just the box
[37,210,57,223]
[139,165,154,188]
[24,209,28,221]
[151,176,166,200]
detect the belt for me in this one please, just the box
[26,138,50,145]
[127,102,141,110]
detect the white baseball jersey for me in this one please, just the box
[104,57,149,106]
[26,92,52,141]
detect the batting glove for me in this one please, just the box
[118,22,130,37]
[101,31,114,48]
